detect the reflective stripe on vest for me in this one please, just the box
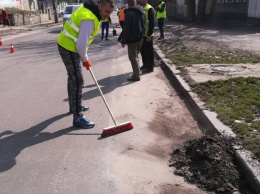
[57,6,100,53]
[144,4,154,37]
[156,2,166,19]
[62,29,77,42]
[68,18,80,32]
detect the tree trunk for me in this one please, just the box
[187,0,196,22]
[196,0,207,24]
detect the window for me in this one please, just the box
[225,0,233,3]
[236,0,246,2]
[218,0,225,3]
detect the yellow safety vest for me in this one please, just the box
[101,18,109,22]
[57,6,100,52]
[156,1,166,19]
[143,4,154,37]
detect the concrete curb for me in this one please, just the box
[153,44,260,193]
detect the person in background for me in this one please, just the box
[156,0,166,40]
[57,0,114,129]
[120,0,145,81]
[117,7,122,23]
[1,8,10,28]
[101,16,112,40]
[139,0,155,73]
[117,4,128,41]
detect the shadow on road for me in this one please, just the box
[0,113,74,172]
[48,29,62,34]
[63,72,132,102]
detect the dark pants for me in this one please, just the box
[3,19,9,27]
[118,21,124,42]
[58,45,84,118]
[119,21,124,29]
[141,37,154,69]
[128,40,142,79]
[101,21,109,39]
[158,18,164,38]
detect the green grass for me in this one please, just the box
[158,38,260,159]
[165,49,260,66]
[192,77,260,158]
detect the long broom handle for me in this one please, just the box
[88,67,118,126]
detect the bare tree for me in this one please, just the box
[196,0,207,24]
[187,0,196,22]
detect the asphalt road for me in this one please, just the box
[0,11,205,194]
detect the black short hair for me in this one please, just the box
[98,0,115,8]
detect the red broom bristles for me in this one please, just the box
[101,122,133,137]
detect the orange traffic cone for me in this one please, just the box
[0,38,2,46]
[10,43,14,53]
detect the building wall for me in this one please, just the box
[0,0,38,10]
[213,0,248,19]
[0,0,17,9]
[248,0,260,18]
[167,0,213,20]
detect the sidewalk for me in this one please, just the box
[160,19,260,54]
[153,19,260,193]
[0,20,62,37]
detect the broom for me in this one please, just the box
[88,67,133,137]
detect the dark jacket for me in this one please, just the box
[121,5,145,44]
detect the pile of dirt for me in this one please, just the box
[169,135,254,194]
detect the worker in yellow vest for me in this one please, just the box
[101,16,112,40]
[57,0,114,129]
[139,0,156,73]
[156,0,166,40]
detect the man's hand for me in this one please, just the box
[83,60,91,70]
[146,36,152,42]
[121,43,125,48]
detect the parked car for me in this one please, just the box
[63,4,82,25]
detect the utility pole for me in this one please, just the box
[52,0,59,23]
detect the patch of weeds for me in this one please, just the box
[165,49,260,66]
[192,77,260,159]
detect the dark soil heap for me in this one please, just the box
[169,135,254,194]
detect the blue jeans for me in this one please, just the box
[101,21,109,39]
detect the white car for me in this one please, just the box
[63,4,82,25]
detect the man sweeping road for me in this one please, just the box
[57,0,114,129]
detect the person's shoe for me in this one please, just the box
[69,106,89,113]
[105,38,109,40]
[157,37,163,40]
[82,106,89,111]
[142,68,154,74]
[73,116,95,129]
[101,36,103,40]
[127,77,140,81]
